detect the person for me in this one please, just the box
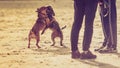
[95,0,117,53]
[71,0,98,59]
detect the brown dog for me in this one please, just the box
[28,6,50,48]
[41,6,66,46]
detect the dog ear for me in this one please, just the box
[47,6,55,16]
[36,8,39,12]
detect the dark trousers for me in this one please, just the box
[71,0,98,52]
[100,0,117,49]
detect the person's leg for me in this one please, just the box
[98,15,113,53]
[94,2,110,51]
[94,13,110,51]
[81,0,97,59]
[71,0,84,58]
[82,0,98,51]
[98,0,117,53]
[111,0,117,50]
[100,10,110,47]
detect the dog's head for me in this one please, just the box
[36,6,48,18]
[46,6,55,16]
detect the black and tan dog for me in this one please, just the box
[41,6,66,46]
[28,6,50,48]
[28,6,66,48]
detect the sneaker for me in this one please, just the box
[99,48,117,53]
[72,50,81,59]
[94,46,105,51]
[80,51,97,59]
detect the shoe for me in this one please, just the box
[72,50,81,59]
[94,46,105,51]
[99,48,118,53]
[80,50,97,59]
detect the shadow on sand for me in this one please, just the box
[75,59,119,68]
[31,45,71,55]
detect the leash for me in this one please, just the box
[99,0,109,17]
[99,0,108,44]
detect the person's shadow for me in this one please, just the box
[113,53,120,58]
[75,59,119,68]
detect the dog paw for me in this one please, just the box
[28,46,30,48]
[62,45,67,48]
[37,46,41,48]
[51,44,54,46]
[61,44,67,48]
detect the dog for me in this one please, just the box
[28,6,50,48]
[41,6,66,46]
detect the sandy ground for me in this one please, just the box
[0,0,120,68]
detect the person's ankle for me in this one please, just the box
[83,50,89,54]
[72,50,81,59]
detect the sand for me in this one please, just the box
[0,0,120,68]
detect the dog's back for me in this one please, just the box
[49,21,62,34]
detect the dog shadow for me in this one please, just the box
[31,45,71,55]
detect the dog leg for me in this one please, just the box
[28,31,32,48]
[51,34,55,46]
[60,35,67,48]
[60,37,63,46]
[36,35,41,48]
[41,26,47,35]
[28,37,31,48]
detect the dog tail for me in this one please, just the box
[61,25,66,30]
